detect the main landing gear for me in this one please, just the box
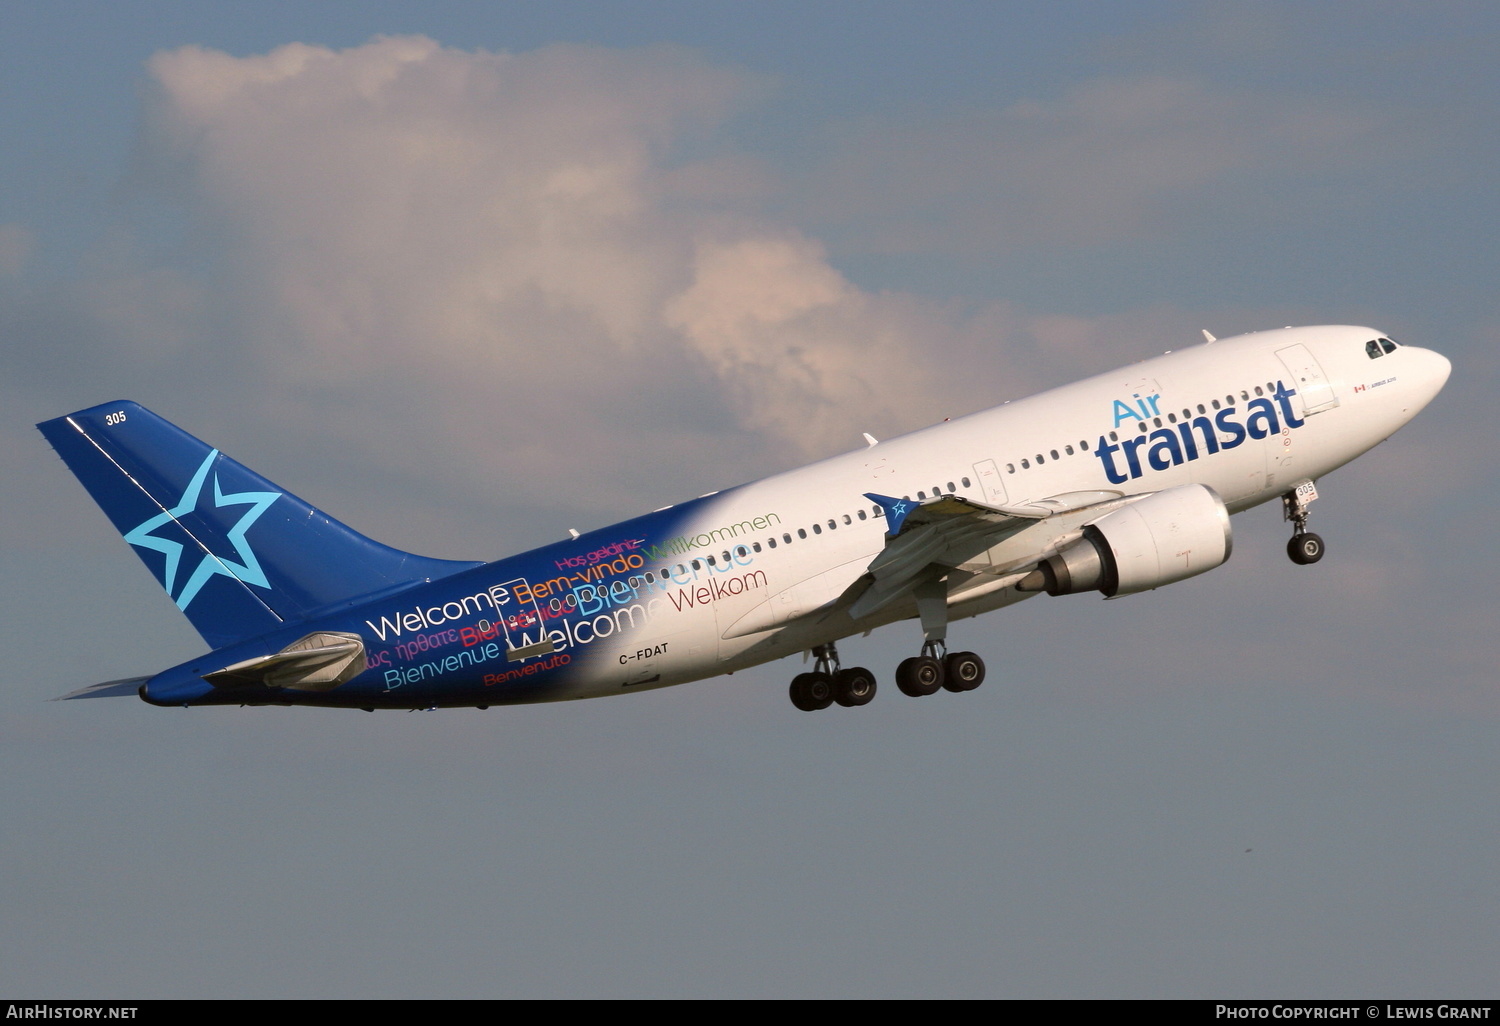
[789,642,877,711]
[894,642,986,697]
[787,641,986,711]
[1283,482,1325,565]
[788,572,987,710]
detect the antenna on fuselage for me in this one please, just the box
[1201,329,1217,343]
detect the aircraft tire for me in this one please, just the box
[942,651,985,692]
[1288,532,1325,565]
[790,672,835,711]
[833,667,877,707]
[895,656,943,697]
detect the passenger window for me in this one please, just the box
[1197,404,1206,414]
[784,533,793,544]
[917,491,926,500]
[1021,458,1030,469]
[1254,385,1264,396]
[843,514,852,525]
[1081,439,1090,450]
[798,528,807,539]
[1212,399,1220,409]
[691,560,701,571]
[1065,445,1074,455]
[962,477,971,487]
[857,510,867,521]
[706,555,716,566]
[1006,463,1015,473]
[768,538,777,548]
[1035,454,1045,465]
[1167,413,1177,424]
[1138,422,1148,433]
[827,519,836,531]
[812,524,822,535]
[1050,450,1058,460]
[752,542,761,553]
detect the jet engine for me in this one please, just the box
[1019,484,1232,598]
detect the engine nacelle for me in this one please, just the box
[1021,484,1232,598]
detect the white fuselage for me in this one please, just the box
[547,325,1449,698]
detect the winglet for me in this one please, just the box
[864,492,916,537]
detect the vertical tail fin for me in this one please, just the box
[38,401,481,648]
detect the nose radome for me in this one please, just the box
[1430,349,1453,390]
[1408,347,1451,409]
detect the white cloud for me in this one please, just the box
[72,37,1391,543]
[128,36,1184,521]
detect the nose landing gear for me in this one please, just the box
[1287,532,1324,565]
[1283,481,1325,565]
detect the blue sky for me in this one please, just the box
[2,2,1496,997]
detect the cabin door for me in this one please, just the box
[1276,344,1339,416]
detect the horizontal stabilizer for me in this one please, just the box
[203,631,366,692]
[53,677,150,701]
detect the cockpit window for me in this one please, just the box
[1366,339,1384,360]
[1379,338,1397,355]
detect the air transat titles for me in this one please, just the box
[1095,381,1305,484]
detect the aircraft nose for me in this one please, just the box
[1430,349,1453,390]
[1420,346,1451,393]
[1405,345,1451,410]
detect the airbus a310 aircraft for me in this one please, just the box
[42,324,1448,711]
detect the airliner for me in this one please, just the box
[41,324,1449,712]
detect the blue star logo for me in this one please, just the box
[123,450,281,610]
[891,500,908,517]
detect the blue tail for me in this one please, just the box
[38,401,482,648]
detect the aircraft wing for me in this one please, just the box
[846,489,1126,621]
[719,488,1127,639]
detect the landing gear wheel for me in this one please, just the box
[942,651,986,692]
[1287,532,1325,565]
[896,656,944,697]
[833,667,877,707]
[790,672,834,711]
